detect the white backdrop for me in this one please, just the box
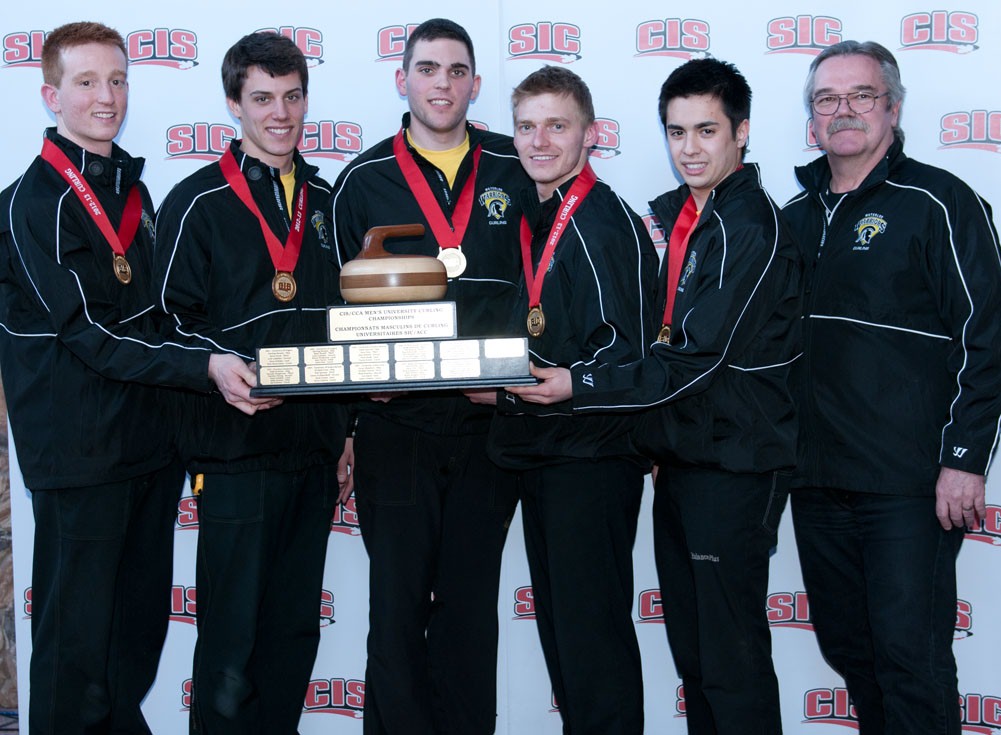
[4,1,1000,732]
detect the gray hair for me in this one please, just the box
[803,40,906,139]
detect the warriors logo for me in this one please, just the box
[766,16,842,55]
[479,187,512,224]
[900,12,978,54]
[311,211,331,250]
[940,111,1001,153]
[679,251,698,289]
[634,19,711,59]
[853,213,887,250]
[141,210,155,242]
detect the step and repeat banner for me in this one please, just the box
[4,1,1000,732]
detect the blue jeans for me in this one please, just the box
[791,488,963,735]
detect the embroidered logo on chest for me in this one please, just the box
[853,213,887,251]
[679,250,698,290]
[479,187,512,225]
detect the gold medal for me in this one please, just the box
[272,271,297,302]
[437,247,467,278]
[527,305,546,337]
[113,254,132,285]
[657,325,671,344]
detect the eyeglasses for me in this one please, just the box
[811,92,888,116]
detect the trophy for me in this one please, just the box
[252,224,534,395]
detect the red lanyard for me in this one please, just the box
[661,195,700,329]
[519,164,598,309]
[40,138,142,258]
[392,129,481,250]
[217,143,307,274]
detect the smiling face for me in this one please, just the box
[227,66,306,174]
[41,42,128,157]
[513,92,596,201]
[396,38,480,150]
[664,93,748,210]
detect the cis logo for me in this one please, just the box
[181,679,193,710]
[642,213,667,251]
[376,24,419,62]
[636,588,664,623]
[939,112,1001,154]
[965,504,1001,544]
[590,118,622,159]
[803,687,858,727]
[258,26,324,66]
[22,587,31,619]
[513,585,535,620]
[634,19,710,59]
[508,22,581,63]
[955,599,974,640]
[320,589,336,627]
[126,29,198,69]
[900,12,978,54]
[303,678,365,717]
[676,685,688,718]
[2,30,45,67]
[177,494,198,530]
[330,495,361,535]
[170,585,197,625]
[166,123,237,160]
[766,15,842,55]
[767,591,813,631]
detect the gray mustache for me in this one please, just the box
[827,117,869,135]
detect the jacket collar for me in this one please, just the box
[794,135,906,197]
[649,161,762,226]
[43,127,145,192]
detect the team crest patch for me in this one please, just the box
[679,250,697,289]
[479,187,512,224]
[141,210,155,241]
[311,211,331,248]
[853,213,887,250]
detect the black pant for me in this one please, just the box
[654,465,788,735]
[520,458,645,735]
[189,465,337,735]
[791,488,963,735]
[29,462,184,735]
[353,414,518,735]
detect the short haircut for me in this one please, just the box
[511,65,595,126]
[222,31,308,102]
[41,21,127,87]
[803,40,906,138]
[402,18,476,74]
[657,58,751,137]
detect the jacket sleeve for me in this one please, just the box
[155,187,251,359]
[6,188,212,390]
[329,165,371,268]
[931,186,1001,475]
[502,199,659,416]
[570,201,801,412]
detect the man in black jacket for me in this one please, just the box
[0,21,263,735]
[492,65,659,735]
[514,59,802,734]
[783,40,1001,734]
[154,32,347,734]
[328,18,528,735]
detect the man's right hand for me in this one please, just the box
[208,353,283,416]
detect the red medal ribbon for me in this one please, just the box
[519,163,598,310]
[40,138,143,257]
[218,143,307,274]
[392,129,481,250]
[661,195,700,329]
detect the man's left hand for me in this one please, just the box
[935,466,986,530]
[506,363,573,404]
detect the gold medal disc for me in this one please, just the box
[437,247,467,278]
[113,254,132,285]
[657,325,671,344]
[272,271,297,302]
[527,305,546,338]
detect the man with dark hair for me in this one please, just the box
[0,20,262,735]
[154,31,347,734]
[515,58,802,734]
[492,64,659,735]
[784,40,1001,734]
[328,17,528,735]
